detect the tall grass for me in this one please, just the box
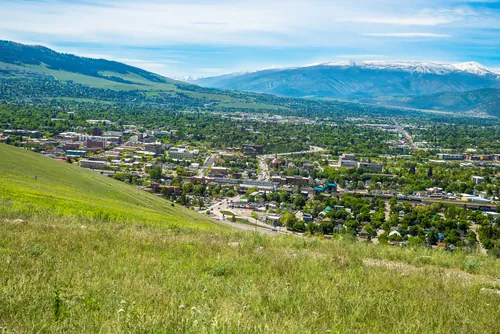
[0,214,499,333]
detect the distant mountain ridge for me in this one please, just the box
[190,61,500,99]
[369,88,500,117]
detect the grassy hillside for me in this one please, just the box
[0,40,178,86]
[1,144,500,332]
[0,144,216,229]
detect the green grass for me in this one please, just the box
[220,210,235,216]
[0,218,499,333]
[0,62,178,91]
[0,144,500,332]
[0,144,217,229]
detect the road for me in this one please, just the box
[197,154,215,177]
[392,119,418,150]
[207,196,281,235]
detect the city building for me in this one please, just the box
[270,155,281,168]
[437,153,465,160]
[168,147,197,160]
[472,176,485,184]
[3,130,41,138]
[145,143,163,155]
[357,162,383,172]
[80,160,108,169]
[339,153,358,168]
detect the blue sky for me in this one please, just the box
[1,0,499,77]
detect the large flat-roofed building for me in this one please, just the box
[145,143,163,155]
[437,153,465,160]
[80,159,108,169]
[358,162,383,172]
[3,130,41,138]
[168,148,196,160]
[339,153,358,168]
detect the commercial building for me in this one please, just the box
[339,153,358,168]
[437,153,465,160]
[168,147,197,160]
[472,176,485,184]
[358,162,383,172]
[80,160,108,169]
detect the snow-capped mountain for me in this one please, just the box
[451,62,497,76]
[319,60,498,76]
[191,60,500,99]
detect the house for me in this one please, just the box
[314,183,337,194]
[303,213,313,223]
[319,206,332,217]
[270,155,281,168]
[266,215,281,225]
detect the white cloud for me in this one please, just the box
[338,16,455,26]
[362,33,452,38]
[0,0,487,47]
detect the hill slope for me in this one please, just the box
[0,144,216,229]
[191,61,500,99]
[0,40,180,88]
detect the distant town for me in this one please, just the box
[2,112,499,252]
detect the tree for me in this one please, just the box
[280,212,298,230]
[427,166,433,178]
[197,198,204,209]
[293,221,306,233]
[364,223,376,237]
[149,166,162,181]
[427,230,439,246]
[293,194,307,209]
[444,230,461,246]
[408,165,416,175]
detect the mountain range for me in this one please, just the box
[0,40,499,117]
[190,61,500,99]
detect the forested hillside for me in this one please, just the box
[369,88,500,117]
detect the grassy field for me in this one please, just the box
[0,144,216,229]
[0,144,499,333]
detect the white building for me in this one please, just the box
[472,176,485,184]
